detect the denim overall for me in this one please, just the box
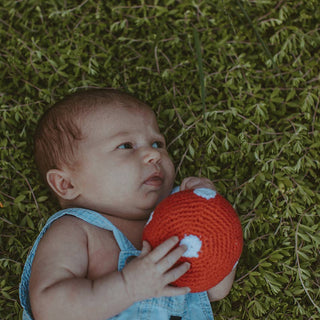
[20,208,214,319]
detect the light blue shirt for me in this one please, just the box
[20,208,214,319]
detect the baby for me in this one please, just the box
[20,89,236,320]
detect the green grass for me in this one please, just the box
[1,1,319,319]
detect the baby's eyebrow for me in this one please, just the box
[109,131,131,140]
[153,132,165,139]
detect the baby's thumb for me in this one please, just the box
[140,240,152,257]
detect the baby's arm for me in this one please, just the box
[29,216,190,320]
[207,268,236,301]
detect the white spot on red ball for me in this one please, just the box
[180,234,202,258]
[145,210,154,226]
[193,188,217,200]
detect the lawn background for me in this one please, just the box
[1,0,319,319]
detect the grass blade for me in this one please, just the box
[193,28,206,120]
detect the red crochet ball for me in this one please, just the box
[142,188,243,293]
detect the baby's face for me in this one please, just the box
[70,104,175,220]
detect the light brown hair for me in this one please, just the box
[34,88,149,180]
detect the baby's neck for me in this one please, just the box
[104,214,148,250]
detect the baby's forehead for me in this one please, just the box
[78,100,152,122]
[79,102,159,136]
[96,100,153,115]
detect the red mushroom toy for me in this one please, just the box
[142,188,243,293]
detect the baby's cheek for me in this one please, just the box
[166,160,175,184]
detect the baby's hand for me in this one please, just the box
[121,237,190,302]
[180,176,216,191]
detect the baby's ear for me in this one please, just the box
[46,169,79,200]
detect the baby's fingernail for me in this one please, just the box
[181,244,188,251]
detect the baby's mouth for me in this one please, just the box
[144,173,164,187]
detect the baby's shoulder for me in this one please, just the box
[33,214,119,279]
[37,214,118,256]
[35,215,91,258]
[45,214,89,240]
[50,215,120,279]
[46,214,117,248]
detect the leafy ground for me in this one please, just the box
[1,1,319,319]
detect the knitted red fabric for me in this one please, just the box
[142,188,243,293]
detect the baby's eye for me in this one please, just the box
[118,142,133,149]
[152,141,164,149]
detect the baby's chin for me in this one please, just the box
[141,191,168,209]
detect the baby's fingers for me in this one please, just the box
[158,244,188,273]
[180,177,215,191]
[140,240,152,258]
[148,236,180,263]
[162,285,191,297]
[165,261,191,284]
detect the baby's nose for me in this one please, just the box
[142,147,161,164]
